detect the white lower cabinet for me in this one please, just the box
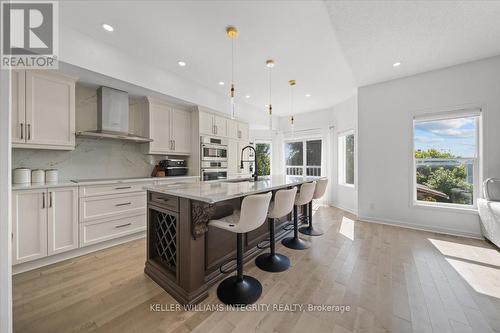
[12,189,47,265]
[12,187,78,265]
[47,187,79,256]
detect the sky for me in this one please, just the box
[414,116,477,158]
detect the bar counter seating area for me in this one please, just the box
[144,176,328,306]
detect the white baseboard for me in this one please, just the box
[327,202,358,216]
[12,231,146,275]
[358,214,483,240]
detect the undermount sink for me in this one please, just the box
[222,178,254,183]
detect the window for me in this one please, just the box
[285,139,322,176]
[255,142,271,177]
[413,111,481,207]
[338,131,355,186]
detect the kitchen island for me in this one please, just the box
[143,176,321,305]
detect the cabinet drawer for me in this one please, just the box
[80,214,146,247]
[80,192,146,222]
[79,182,151,197]
[149,193,179,212]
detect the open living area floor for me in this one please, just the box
[13,206,500,333]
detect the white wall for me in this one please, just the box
[253,95,358,212]
[1,70,13,332]
[358,55,500,238]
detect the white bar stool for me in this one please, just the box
[209,192,272,306]
[255,187,297,272]
[299,178,328,236]
[282,181,316,250]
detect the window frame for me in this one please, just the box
[284,137,323,177]
[254,140,272,178]
[338,129,355,188]
[411,108,482,211]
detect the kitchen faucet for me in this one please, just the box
[240,145,259,181]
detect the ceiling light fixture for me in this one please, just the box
[226,26,238,119]
[178,61,186,67]
[266,59,275,130]
[219,81,225,86]
[289,80,296,135]
[393,62,401,67]
[245,95,250,99]
[305,93,311,98]
[102,23,114,32]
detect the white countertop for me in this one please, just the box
[144,176,325,204]
[12,175,199,190]
[12,181,77,190]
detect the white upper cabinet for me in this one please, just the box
[145,98,191,155]
[198,110,228,137]
[171,108,191,154]
[147,101,172,154]
[227,119,238,139]
[12,70,76,150]
[47,187,79,256]
[199,110,215,136]
[12,189,48,265]
[11,70,26,144]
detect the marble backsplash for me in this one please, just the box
[12,138,165,180]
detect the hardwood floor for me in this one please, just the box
[13,206,500,333]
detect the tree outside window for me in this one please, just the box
[255,142,271,176]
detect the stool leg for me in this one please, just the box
[299,200,324,236]
[217,233,262,306]
[255,218,291,272]
[282,205,311,250]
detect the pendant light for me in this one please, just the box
[266,59,275,130]
[226,26,238,119]
[289,79,296,134]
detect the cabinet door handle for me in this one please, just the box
[27,124,31,140]
[115,223,131,228]
[212,125,215,134]
[20,123,24,140]
[49,192,53,208]
[115,202,132,207]
[173,140,175,150]
[42,192,45,209]
[215,125,218,135]
[115,186,132,190]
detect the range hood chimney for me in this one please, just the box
[77,86,153,143]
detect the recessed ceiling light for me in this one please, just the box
[102,23,114,32]
[393,62,401,67]
[265,104,269,108]
[218,81,225,86]
[245,95,250,99]
[178,61,186,67]
[305,94,311,97]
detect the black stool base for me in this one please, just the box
[281,237,311,250]
[216,275,262,306]
[299,225,324,236]
[255,253,290,272]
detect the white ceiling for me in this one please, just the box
[325,0,500,87]
[60,0,356,117]
[60,1,500,116]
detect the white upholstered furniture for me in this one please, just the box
[478,178,500,248]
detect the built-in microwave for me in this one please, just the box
[201,136,228,162]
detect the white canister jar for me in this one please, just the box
[31,169,45,183]
[13,168,31,184]
[45,169,59,183]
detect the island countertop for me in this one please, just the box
[144,175,322,203]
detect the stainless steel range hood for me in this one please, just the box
[77,86,153,143]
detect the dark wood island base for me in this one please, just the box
[144,192,295,305]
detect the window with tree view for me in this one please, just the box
[285,139,322,176]
[255,142,271,176]
[414,112,480,206]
